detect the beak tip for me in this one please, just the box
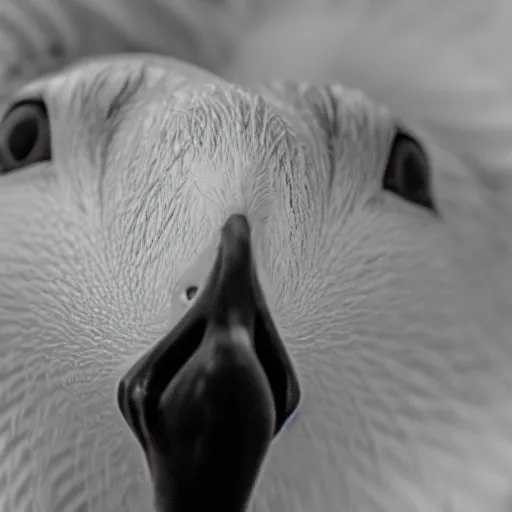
[222,214,251,239]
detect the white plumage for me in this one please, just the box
[0,2,510,511]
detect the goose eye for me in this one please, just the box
[0,99,51,174]
[383,131,436,211]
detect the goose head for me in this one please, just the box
[0,56,506,512]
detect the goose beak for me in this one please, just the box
[117,214,301,512]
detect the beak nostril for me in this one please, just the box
[183,286,199,302]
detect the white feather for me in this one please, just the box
[0,1,511,511]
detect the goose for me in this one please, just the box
[0,52,510,512]
[0,2,511,512]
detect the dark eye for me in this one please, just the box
[383,130,436,211]
[0,99,51,174]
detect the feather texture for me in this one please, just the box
[0,2,511,511]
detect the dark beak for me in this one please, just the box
[117,214,301,512]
